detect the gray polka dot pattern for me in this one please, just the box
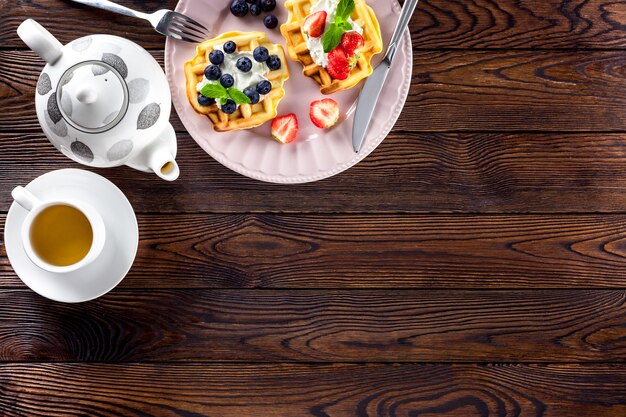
[71,140,94,163]
[101,53,128,79]
[60,93,73,117]
[92,64,109,76]
[107,139,134,161]
[37,73,52,95]
[137,102,160,129]
[102,111,119,125]
[71,36,92,52]
[45,111,68,137]
[47,93,62,124]
[128,78,149,104]
[60,71,74,88]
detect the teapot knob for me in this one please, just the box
[76,87,98,104]
[17,19,63,65]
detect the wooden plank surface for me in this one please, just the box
[1,363,626,416]
[5,50,626,134]
[2,289,626,362]
[7,132,626,213]
[5,213,626,289]
[5,0,626,50]
[3,0,626,414]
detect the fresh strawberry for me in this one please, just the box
[326,47,350,80]
[303,11,327,38]
[310,98,339,128]
[340,31,364,56]
[271,113,299,143]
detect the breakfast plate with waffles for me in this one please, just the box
[165,0,412,183]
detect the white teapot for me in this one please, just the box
[17,19,180,181]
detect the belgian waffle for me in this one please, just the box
[185,31,290,132]
[280,0,382,94]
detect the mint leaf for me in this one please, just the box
[335,0,355,21]
[227,87,251,105]
[201,83,228,99]
[323,23,343,52]
[338,20,352,31]
[219,98,228,106]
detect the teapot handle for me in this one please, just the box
[17,19,63,65]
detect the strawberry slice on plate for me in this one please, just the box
[271,113,299,143]
[327,47,350,80]
[340,31,364,56]
[310,98,339,128]
[303,11,327,38]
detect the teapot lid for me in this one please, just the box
[56,60,128,133]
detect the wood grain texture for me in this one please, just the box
[6,50,626,133]
[408,50,626,131]
[5,213,626,289]
[414,0,626,49]
[7,132,626,213]
[1,363,626,416]
[2,289,626,362]
[6,0,626,50]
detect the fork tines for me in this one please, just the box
[164,12,210,43]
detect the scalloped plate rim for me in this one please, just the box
[165,0,412,184]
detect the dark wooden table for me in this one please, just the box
[2,0,626,415]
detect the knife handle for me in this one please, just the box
[67,0,148,20]
[385,0,419,63]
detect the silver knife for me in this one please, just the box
[352,0,419,153]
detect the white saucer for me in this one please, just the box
[4,169,138,303]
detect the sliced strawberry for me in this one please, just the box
[340,31,364,56]
[310,98,339,128]
[271,113,299,143]
[327,47,350,80]
[303,11,327,38]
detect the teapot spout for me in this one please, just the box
[126,122,180,181]
[147,146,180,181]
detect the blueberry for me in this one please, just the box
[243,86,260,104]
[236,57,253,72]
[261,0,276,12]
[220,73,234,88]
[246,0,254,3]
[204,64,222,80]
[253,46,269,62]
[256,79,272,95]
[223,41,237,54]
[221,99,237,114]
[250,3,261,15]
[197,93,215,106]
[264,14,278,29]
[230,0,248,16]
[209,50,224,65]
[266,54,281,70]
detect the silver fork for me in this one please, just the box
[68,0,210,43]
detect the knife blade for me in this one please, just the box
[352,59,391,153]
[352,0,420,153]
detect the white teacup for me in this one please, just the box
[11,186,106,274]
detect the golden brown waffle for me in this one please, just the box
[280,0,382,94]
[185,31,290,132]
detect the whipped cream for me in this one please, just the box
[304,0,363,67]
[196,44,269,110]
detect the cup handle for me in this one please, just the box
[12,186,41,211]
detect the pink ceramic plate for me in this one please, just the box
[165,0,412,183]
